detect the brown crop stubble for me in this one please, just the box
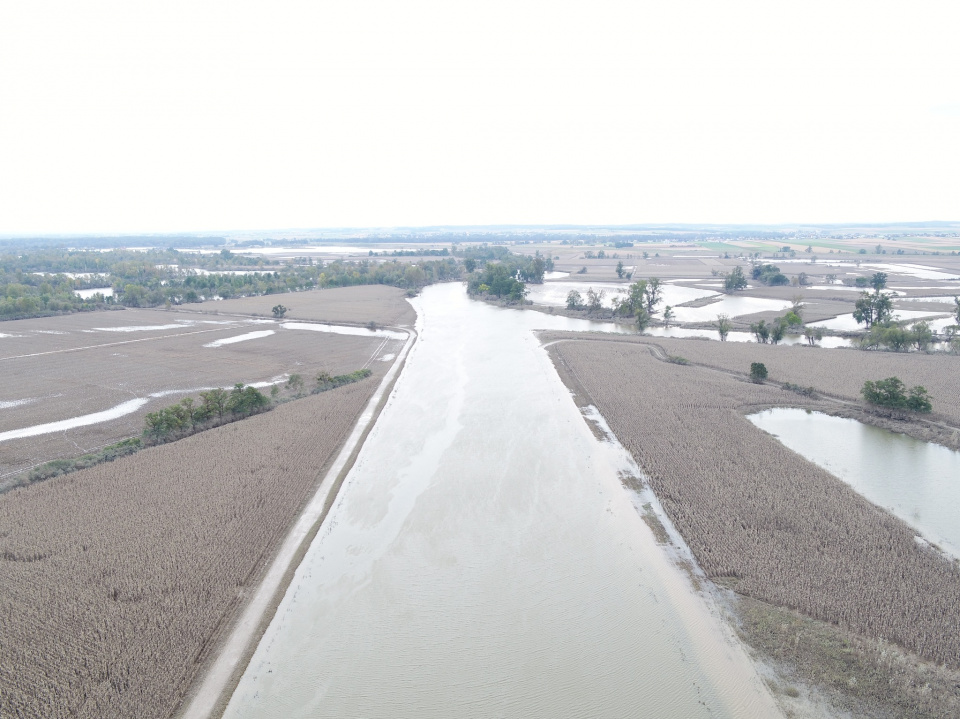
[0,379,376,719]
[551,339,960,671]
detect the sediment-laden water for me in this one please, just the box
[221,283,779,719]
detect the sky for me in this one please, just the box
[1,0,958,234]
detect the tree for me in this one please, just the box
[662,305,674,328]
[716,314,732,341]
[724,266,748,292]
[616,261,625,279]
[803,326,824,346]
[200,388,228,420]
[953,296,960,324]
[287,373,305,396]
[769,317,786,344]
[464,258,477,273]
[644,278,663,315]
[635,306,651,331]
[861,377,932,413]
[911,321,934,351]
[750,319,769,344]
[871,272,888,291]
[586,287,605,312]
[750,362,768,383]
[853,290,894,328]
[566,290,585,310]
[272,304,288,318]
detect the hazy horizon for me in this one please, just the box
[2,1,959,234]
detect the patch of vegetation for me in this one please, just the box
[665,354,689,365]
[782,382,818,398]
[465,252,547,301]
[14,438,143,489]
[749,362,768,383]
[751,263,790,286]
[861,377,933,413]
[314,368,372,392]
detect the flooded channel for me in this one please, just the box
[221,283,779,719]
[749,409,960,558]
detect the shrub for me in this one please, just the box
[861,377,932,413]
[750,362,768,383]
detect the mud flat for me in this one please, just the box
[548,335,960,717]
[217,283,781,719]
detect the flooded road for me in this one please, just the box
[750,408,960,558]
[221,283,779,719]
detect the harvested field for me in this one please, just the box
[199,284,417,326]
[549,338,960,676]
[0,308,401,481]
[0,379,379,719]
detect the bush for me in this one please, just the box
[861,377,932,413]
[750,362,768,383]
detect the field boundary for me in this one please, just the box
[176,324,417,719]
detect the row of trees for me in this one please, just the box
[1,246,467,319]
[143,384,270,443]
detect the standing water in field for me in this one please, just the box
[749,409,960,558]
[221,283,780,719]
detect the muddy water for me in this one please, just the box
[749,409,960,558]
[222,283,779,719]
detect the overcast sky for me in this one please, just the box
[1,0,958,234]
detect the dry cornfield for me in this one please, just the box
[0,379,377,718]
[636,335,960,424]
[550,338,960,670]
[205,284,417,326]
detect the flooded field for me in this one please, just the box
[749,409,960,558]
[219,283,779,719]
[525,280,715,309]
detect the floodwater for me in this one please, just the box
[670,295,791,323]
[75,287,114,299]
[525,281,715,309]
[280,321,408,340]
[203,330,275,348]
[222,283,780,719]
[0,378,290,443]
[810,310,952,332]
[749,409,960,558]
[641,326,853,348]
[863,263,960,281]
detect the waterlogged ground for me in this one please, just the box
[222,283,780,719]
[750,409,960,558]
